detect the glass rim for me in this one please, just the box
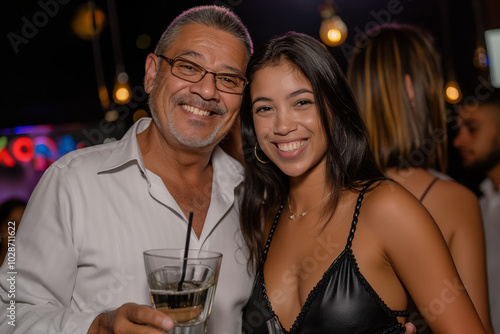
[143,248,222,260]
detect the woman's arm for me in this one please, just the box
[374,183,486,333]
[427,181,493,333]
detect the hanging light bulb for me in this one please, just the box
[320,16,348,46]
[319,1,347,47]
[112,72,132,105]
[72,4,106,40]
[444,81,462,104]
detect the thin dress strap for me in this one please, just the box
[260,204,284,267]
[345,179,411,319]
[419,177,439,202]
[346,180,378,250]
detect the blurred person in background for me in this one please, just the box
[454,87,500,333]
[0,198,26,264]
[347,23,493,333]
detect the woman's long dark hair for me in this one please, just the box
[240,32,384,271]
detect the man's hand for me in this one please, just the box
[88,303,174,333]
[404,322,417,334]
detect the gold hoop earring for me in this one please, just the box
[254,143,270,164]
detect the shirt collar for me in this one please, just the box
[480,177,500,197]
[98,117,151,174]
[97,117,244,186]
[211,145,244,187]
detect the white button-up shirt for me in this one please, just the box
[480,178,500,333]
[0,118,253,334]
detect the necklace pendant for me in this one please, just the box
[287,191,332,222]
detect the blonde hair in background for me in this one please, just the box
[347,23,447,172]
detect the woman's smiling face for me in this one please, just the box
[250,61,328,178]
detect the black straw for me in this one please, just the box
[178,211,193,291]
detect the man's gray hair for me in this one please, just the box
[154,5,253,61]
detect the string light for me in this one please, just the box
[319,1,347,47]
[444,81,462,104]
[112,73,132,105]
[71,4,106,40]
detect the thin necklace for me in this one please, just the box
[287,191,332,220]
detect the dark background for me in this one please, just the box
[3,0,492,127]
[1,0,499,196]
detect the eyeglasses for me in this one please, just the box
[155,54,248,95]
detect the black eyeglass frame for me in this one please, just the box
[155,54,248,95]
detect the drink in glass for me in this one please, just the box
[144,249,222,333]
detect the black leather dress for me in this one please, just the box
[243,182,409,334]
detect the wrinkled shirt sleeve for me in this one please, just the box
[0,164,99,334]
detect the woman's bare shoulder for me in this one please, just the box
[423,178,482,234]
[430,178,480,204]
[365,179,421,208]
[361,180,434,228]
[357,179,444,258]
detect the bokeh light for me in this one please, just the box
[72,5,106,40]
[133,109,149,122]
[319,16,347,47]
[136,34,152,50]
[445,81,463,104]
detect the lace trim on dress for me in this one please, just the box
[347,249,410,318]
[259,251,351,333]
[258,180,408,333]
[346,181,409,319]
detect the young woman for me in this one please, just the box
[240,32,485,333]
[347,24,493,333]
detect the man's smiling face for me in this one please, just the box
[144,23,247,150]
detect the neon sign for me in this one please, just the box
[0,121,127,172]
[0,131,87,171]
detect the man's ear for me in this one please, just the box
[144,53,158,94]
[404,74,415,105]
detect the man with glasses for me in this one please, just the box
[0,5,252,334]
[0,5,419,334]
[155,55,248,95]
